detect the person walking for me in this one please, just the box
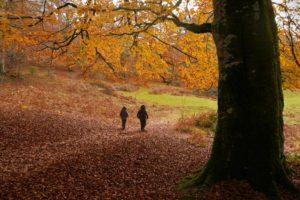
[120,106,128,130]
[137,105,148,132]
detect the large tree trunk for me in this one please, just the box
[183,0,296,198]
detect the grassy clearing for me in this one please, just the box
[121,88,300,157]
[120,88,300,125]
[120,88,216,119]
[121,89,216,109]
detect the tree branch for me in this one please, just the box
[168,14,212,34]
[95,48,116,72]
[147,32,198,62]
[2,2,79,27]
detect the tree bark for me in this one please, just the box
[182,0,297,198]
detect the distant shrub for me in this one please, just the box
[114,84,139,92]
[193,88,217,98]
[46,69,54,78]
[29,67,37,76]
[19,74,25,80]
[286,153,300,165]
[194,111,217,131]
[187,129,209,147]
[149,87,164,95]
[176,115,195,133]
[149,86,192,96]
[103,86,115,95]
[176,111,217,134]
[90,80,116,96]
[172,89,189,96]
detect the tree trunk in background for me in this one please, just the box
[185,0,296,198]
[0,34,5,74]
[0,0,7,74]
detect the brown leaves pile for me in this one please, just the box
[0,103,206,199]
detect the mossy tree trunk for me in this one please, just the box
[186,0,296,198]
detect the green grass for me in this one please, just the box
[121,88,216,119]
[284,91,300,125]
[285,91,300,110]
[120,88,300,124]
[286,153,300,165]
[121,89,216,108]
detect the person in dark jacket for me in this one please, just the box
[137,105,148,132]
[120,106,128,130]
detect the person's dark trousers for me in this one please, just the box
[122,119,127,130]
[140,119,146,131]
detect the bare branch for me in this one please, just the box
[2,2,78,27]
[146,32,198,62]
[168,14,212,34]
[273,1,300,67]
[108,17,162,36]
[95,48,116,72]
[41,29,82,50]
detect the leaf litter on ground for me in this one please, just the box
[0,75,299,199]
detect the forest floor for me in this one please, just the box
[0,69,299,199]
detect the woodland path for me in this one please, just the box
[0,104,209,199]
[0,103,299,199]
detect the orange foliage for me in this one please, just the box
[0,0,298,89]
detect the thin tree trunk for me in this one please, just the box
[181,0,297,199]
[1,33,5,74]
[1,56,5,74]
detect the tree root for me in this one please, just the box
[178,163,299,200]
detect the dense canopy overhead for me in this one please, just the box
[0,0,299,88]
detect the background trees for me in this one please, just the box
[1,0,297,90]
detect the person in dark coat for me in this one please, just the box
[137,105,148,132]
[120,106,128,130]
